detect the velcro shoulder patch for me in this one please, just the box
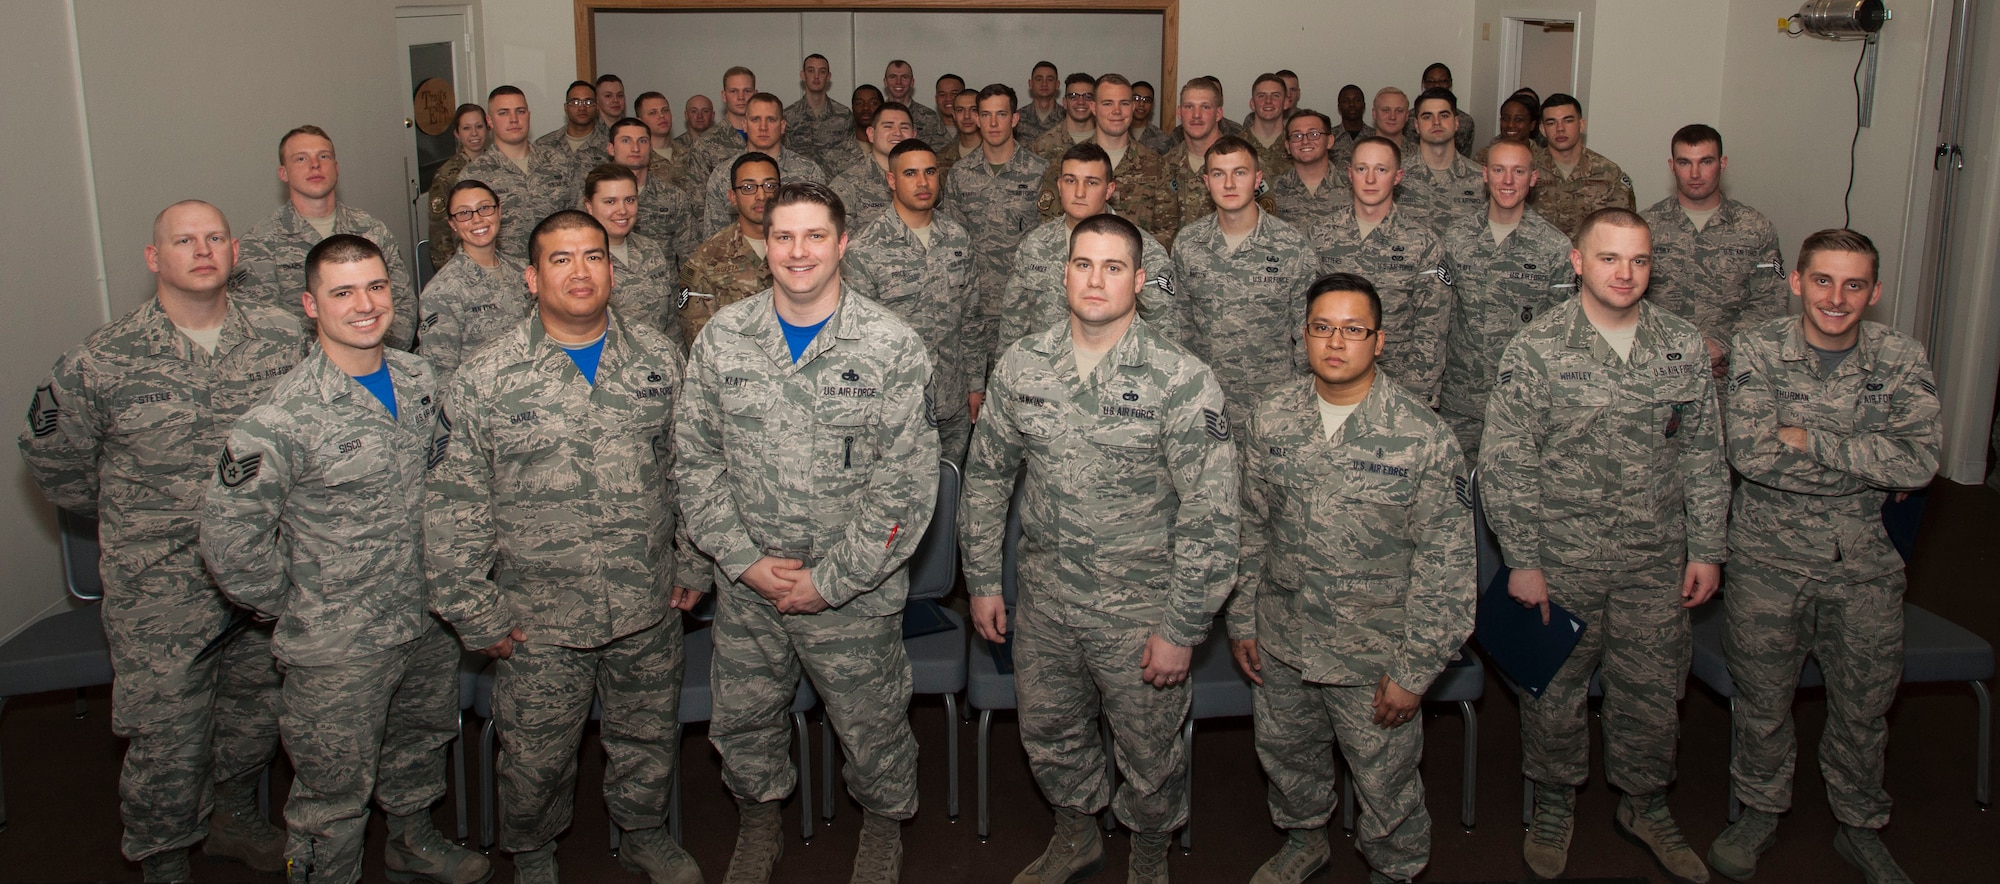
[27,384,59,438]
[217,446,262,488]
[1202,407,1229,441]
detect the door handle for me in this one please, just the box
[404,118,414,129]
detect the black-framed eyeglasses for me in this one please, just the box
[733,181,781,195]
[1287,130,1326,142]
[1065,91,1094,101]
[566,97,596,107]
[448,204,499,222]
[1305,323,1379,341]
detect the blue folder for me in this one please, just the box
[1474,565,1587,697]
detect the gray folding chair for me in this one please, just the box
[1337,649,1486,835]
[1178,627,1254,851]
[967,476,1025,841]
[869,459,966,820]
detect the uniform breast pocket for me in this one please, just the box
[321,439,395,494]
[814,398,882,482]
[1013,402,1068,443]
[490,419,567,493]
[1343,472,1417,547]
[718,385,773,454]
[110,400,199,476]
[1086,420,1162,477]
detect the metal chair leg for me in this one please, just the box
[1178,719,1194,853]
[1459,699,1478,831]
[794,711,814,843]
[1972,680,1991,806]
[669,762,683,845]
[1341,759,1356,834]
[258,765,271,820]
[977,709,993,841]
[480,718,498,851]
[452,709,469,843]
[73,686,87,719]
[1100,718,1117,834]
[945,693,961,822]
[1521,776,1531,829]
[822,714,836,823]
[609,816,620,855]
[0,696,9,831]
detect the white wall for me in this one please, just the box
[1178,0,1475,121]
[1516,24,1575,98]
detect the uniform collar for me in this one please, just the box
[525,306,636,384]
[735,288,864,370]
[135,296,263,361]
[1779,316,1879,378]
[1559,298,1673,367]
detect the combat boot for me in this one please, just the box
[849,810,903,884]
[620,825,703,884]
[512,844,558,884]
[204,772,286,873]
[1522,781,1574,879]
[1833,824,1913,884]
[1250,828,1330,884]
[1707,808,1779,880]
[1011,807,1105,884]
[1616,791,1709,883]
[722,798,784,884]
[141,848,193,883]
[1126,831,1170,884]
[383,810,493,883]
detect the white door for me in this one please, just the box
[395,6,476,280]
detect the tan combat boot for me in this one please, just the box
[722,798,784,884]
[204,773,286,873]
[1250,828,1330,884]
[512,844,558,884]
[1522,781,1574,879]
[141,848,193,883]
[620,824,703,884]
[1707,808,1779,880]
[849,810,904,884]
[1127,831,1170,884]
[382,810,492,883]
[1011,807,1105,884]
[1833,824,1913,884]
[1616,791,1710,883]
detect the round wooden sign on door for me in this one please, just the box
[414,77,455,136]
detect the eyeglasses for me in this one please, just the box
[566,97,596,107]
[1065,91,1095,101]
[1304,323,1379,341]
[1134,96,1154,104]
[1287,130,1326,142]
[447,204,499,222]
[733,181,781,195]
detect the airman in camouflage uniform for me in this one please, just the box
[1438,140,1576,457]
[1228,277,1474,884]
[598,116,697,272]
[1017,63,1066,145]
[998,213,1179,358]
[201,236,485,884]
[784,55,853,164]
[533,82,611,181]
[961,214,1239,884]
[841,143,978,463]
[1480,210,1728,882]
[1711,229,1939,882]
[1641,125,1787,378]
[675,183,937,883]
[1170,137,1317,436]
[1035,131,1181,248]
[608,231,686,349]
[1240,74,1296,181]
[700,96,829,239]
[1419,63,1478,157]
[21,201,301,880]
[426,150,474,270]
[1267,111,1348,228]
[426,212,701,880]
[679,153,778,349]
[1305,198,1454,405]
[1528,97,1635,240]
[1162,140,1217,227]
[940,85,1048,388]
[417,251,532,380]
[635,91,693,192]
[461,96,577,265]
[883,60,947,146]
[1398,89,1485,232]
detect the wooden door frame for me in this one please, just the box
[573,0,1179,95]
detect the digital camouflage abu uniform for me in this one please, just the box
[1227,375,1473,882]
[1305,204,1454,404]
[1640,197,1788,367]
[939,143,1047,388]
[532,123,609,185]
[678,222,774,350]
[840,208,978,463]
[426,309,696,853]
[1398,150,1486,233]
[674,290,939,819]
[416,252,533,380]
[233,203,418,351]
[1722,316,1940,829]
[201,347,456,884]
[702,150,828,239]
[1478,297,1730,796]
[1169,209,1318,435]
[1161,141,1217,229]
[425,152,473,269]
[1035,137,1183,248]
[609,231,688,350]
[1240,128,1295,182]
[784,95,855,167]
[684,125,751,199]
[631,172,698,277]
[1528,145,1636,240]
[960,317,1239,833]
[1437,209,1576,457]
[461,145,577,264]
[997,216,1182,360]
[829,158,897,234]
[1266,166,1348,230]
[19,298,305,862]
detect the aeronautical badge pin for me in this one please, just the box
[217,446,262,488]
[27,384,59,438]
[842,369,860,382]
[1666,351,1684,361]
[648,372,663,383]
[1122,391,1139,401]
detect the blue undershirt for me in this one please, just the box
[351,363,397,419]
[560,334,607,385]
[778,310,831,363]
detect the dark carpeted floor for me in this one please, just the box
[2,483,1997,883]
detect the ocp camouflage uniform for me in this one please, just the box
[674,290,938,820]
[1266,166,1349,228]
[939,144,1047,387]
[425,152,473,269]
[841,209,978,463]
[783,95,854,166]
[678,222,773,350]
[960,318,1240,834]
[1305,204,1454,404]
[829,158,897,232]
[1161,142,1217,228]
[1241,128,1294,181]
[649,141,695,193]
[937,138,975,181]
[997,216,1181,359]
[201,348,454,884]
[19,298,305,862]
[1722,317,1940,829]
[609,232,687,350]
[1028,125,1095,163]
[1478,297,1730,796]
[233,202,418,351]
[426,310,696,853]
[1399,150,1486,232]
[1135,123,1176,156]
[461,145,576,264]
[1528,145,1636,240]
[632,172,697,274]
[1454,111,1477,158]
[1170,210,1317,435]
[703,149,828,239]
[1227,375,1473,881]
[416,252,532,380]
[1437,209,1576,457]
[1035,137,1182,247]
[533,124,609,184]
[1640,196,1788,367]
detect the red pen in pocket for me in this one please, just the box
[884,523,900,549]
